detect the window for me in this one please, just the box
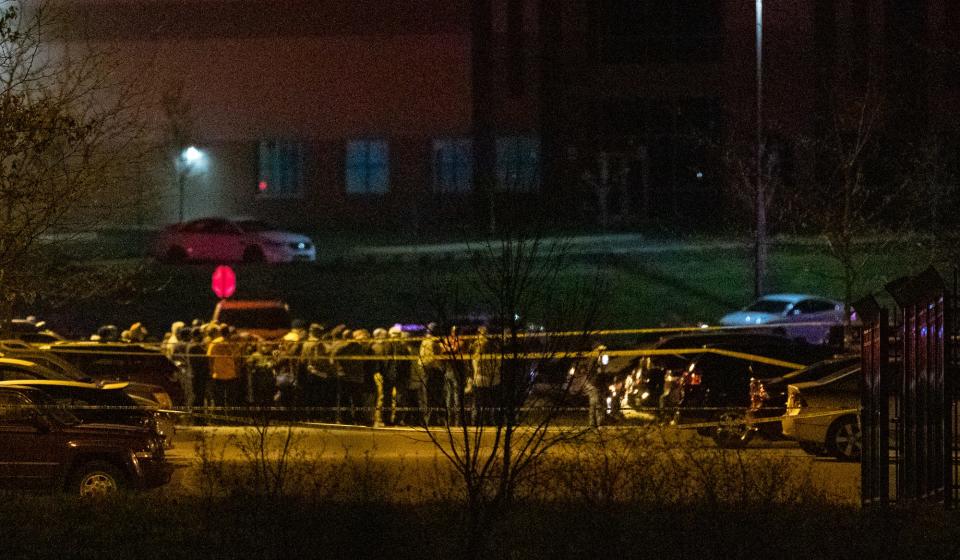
[346,139,389,194]
[496,136,540,192]
[432,139,473,193]
[0,393,32,424]
[257,140,305,198]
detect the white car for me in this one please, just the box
[781,365,861,461]
[718,293,846,345]
[152,218,316,263]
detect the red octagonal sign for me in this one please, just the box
[211,265,236,299]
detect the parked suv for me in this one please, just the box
[664,340,837,446]
[39,341,185,405]
[629,332,825,416]
[0,385,171,496]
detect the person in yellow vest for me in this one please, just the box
[207,324,241,409]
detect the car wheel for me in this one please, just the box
[243,245,265,263]
[798,441,828,456]
[70,461,125,498]
[165,246,188,263]
[827,416,861,461]
[712,411,754,448]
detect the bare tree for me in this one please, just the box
[418,229,607,557]
[0,1,151,322]
[719,133,787,297]
[786,83,903,312]
[160,81,194,224]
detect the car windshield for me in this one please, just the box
[817,365,860,385]
[781,356,858,383]
[745,299,792,313]
[236,220,277,233]
[218,307,292,330]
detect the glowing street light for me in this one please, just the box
[177,146,204,223]
[183,146,203,164]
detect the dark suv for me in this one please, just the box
[665,340,837,445]
[40,341,185,405]
[0,386,171,496]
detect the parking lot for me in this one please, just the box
[162,422,862,504]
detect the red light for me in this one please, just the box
[211,265,236,299]
[258,180,268,192]
[683,372,702,386]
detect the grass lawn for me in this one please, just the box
[40,238,941,338]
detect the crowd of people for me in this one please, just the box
[156,320,505,427]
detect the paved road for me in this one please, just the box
[164,423,860,503]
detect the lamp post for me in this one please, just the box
[177,146,203,223]
[754,0,766,298]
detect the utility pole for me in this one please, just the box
[754,0,767,298]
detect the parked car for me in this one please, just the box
[151,217,316,263]
[626,332,827,418]
[747,354,859,439]
[0,318,64,345]
[0,385,171,496]
[0,340,175,408]
[781,365,862,461]
[718,293,846,345]
[0,379,174,447]
[38,341,186,405]
[212,299,292,339]
[664,340,838,446]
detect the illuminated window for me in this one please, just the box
[432,138,473,193]
[257,140,304,198]
[346,139,389,194]
[495,136,540,192]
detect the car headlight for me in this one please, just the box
[134,438,162,459]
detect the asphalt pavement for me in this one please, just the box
[164,423,861,504]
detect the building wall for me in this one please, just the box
[52,0,959,232]
[60,0,478,229]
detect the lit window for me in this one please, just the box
[496,136,540,192]
[257,140,304,199]
[346,139,389,194]
[432,138,473,193]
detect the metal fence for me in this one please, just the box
[858,267,959,508]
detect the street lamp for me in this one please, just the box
[177,145,204,223]
[754,0,766,298]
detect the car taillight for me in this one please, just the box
[786,387,806,410]
[682,371,701,386]
[749,378,763,410]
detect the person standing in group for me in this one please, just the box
[171,325,194,408]
[471,326,502,426]
[350,329,378,426]
[299,323,326,418]
[418,323,444,425]
[442,325,465,427]
[405,329,430,426]
[577,344,609,428]
[187,327,211,423]
[387,325,410,425]
[371,327,404,427]
[274,321,306,410]
[245,340,277,405]
[332,328,366,424]
[163,321,185,359]
[207,324,241,410]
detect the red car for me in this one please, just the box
[151,217,316,263]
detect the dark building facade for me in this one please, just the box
[61,0,960,233]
